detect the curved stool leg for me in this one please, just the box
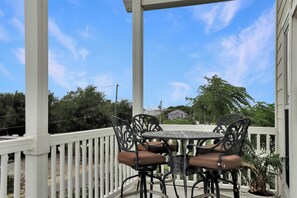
[121,174,140,197]
[163,171,178,197]
[172,174,179,198]
[190,172,205,198]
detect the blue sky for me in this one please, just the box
[0,0,275,109]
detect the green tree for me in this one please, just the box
[53,85,110,133]
[0,92,25,136]
[0,87,133,135]
[241,102,275,127]
[116,99,132,121]
[48,91,60,133]
[188,75,254,124]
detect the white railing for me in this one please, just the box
[0,137,33,198]
[0,125,276,197]
[49,127,134,198]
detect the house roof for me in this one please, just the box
[123,0,233,13]
[168,109,187,115]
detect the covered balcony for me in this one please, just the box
[0,0,280,198]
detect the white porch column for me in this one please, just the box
[24,0,50,198]
[289,10,297,197]
[132,0,144,116]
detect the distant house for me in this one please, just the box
[167,109,187,120]
[143,109,162,116]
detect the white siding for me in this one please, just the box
[276,0,297,197]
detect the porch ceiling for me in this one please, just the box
[123,0,233,12]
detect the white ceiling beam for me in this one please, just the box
[123,0,233,12]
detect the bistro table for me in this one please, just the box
[142,130,223,198]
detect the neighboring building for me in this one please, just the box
[276,0,297,197]
[143,108,162,116]
[167,109,187,120]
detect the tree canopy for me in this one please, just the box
[0,91,25,136]
[0,78,275,136]
[0,86,132,135]
[51,86,109,133]
[240,102,275,127]
[188,75,254,124]
[50,85,132,133]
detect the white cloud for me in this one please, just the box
[194,5,217,31]
[0,25,10,41]
[219,6,275,86]
[168,82,191,103]
[79,48,89,61]
[10,17,24,35]
[94,74,114,96]
[48,19,89,60]
[69,71,88,89]
[189,53,199,59]
[193,0,241,32]
[48,51,71,90]
[0,63,13,79]
[48,50,115,96]
[165,11,183,29]
[125,18,132,23]
[219,1,240,28]
[12,47,89,91]
[79,25,93,39]
[13,48,25,65]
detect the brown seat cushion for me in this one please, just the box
[137,141,178,153]
[118,151,166,167]
[197,143,226,154]
[188,152,241,170]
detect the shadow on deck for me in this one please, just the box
[121,183,251,198]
